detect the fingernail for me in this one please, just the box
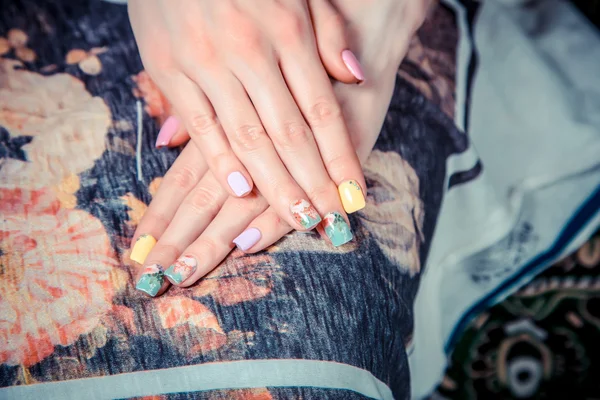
[323,212,353,247]
[164,255,197,284]
[130,234,157,264]
[290,199,322,229]
[155,116,179,148]
[341,50,365,82]
[135,263,164,297]
[233,228,262,251]
[227,171,251,197]
[338,180,366,214]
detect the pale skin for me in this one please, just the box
[129,0,367,234]
[131,0,432,295]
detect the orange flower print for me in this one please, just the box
[0,58,111,189]
[0,188,118,366]
[153,296,229,357]
[194,252,280,306]
[132,70,171,123]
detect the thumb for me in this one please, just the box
[309,0,365,84]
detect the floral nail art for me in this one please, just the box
[290,199,322,229]
[164,255,197,284]
[323,212,353,247]
[135,263,164,297]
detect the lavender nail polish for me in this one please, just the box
[227,171,251,197]
[233,228,261,251]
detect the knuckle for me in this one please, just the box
[274,122,311,149]
[236,193,267,215]
[275,11,306,45]
[168,164,199,191]
[188,113,219,140]
[187,186,220,213]
[306,97,341,127]
[268,211,288,231]
[196,237,219,259]
[231,124,267,152]
[324,152,349,177]
[222,8,264,53]
[146,243,180,264]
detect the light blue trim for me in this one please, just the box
[0,360,394,400]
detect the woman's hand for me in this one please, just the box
[128,0,368,236]
[131,0,433,296]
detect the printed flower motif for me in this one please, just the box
[132,70,171,122]
[193,251,281,306]
[154,296,228,356]
[65,47,107,76]
[0,29,36,62]
[0,58,111,189]
[0,187,118,366]
[360,150,425,275]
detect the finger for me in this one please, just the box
[130,143,207,265]
[214,19,347,236]
[188,69,323,232]
[308,0,364,83]
[153,72,254,198]
[168,115,191,147]
[155,115,186,148]
[167,192,269,287]
[233,207,292,253]
[274,17,368,215]
[139,171,232,291]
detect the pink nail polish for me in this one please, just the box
[155,116,179,148]
[341,50,365,82]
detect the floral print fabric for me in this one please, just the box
[0,1,464,398]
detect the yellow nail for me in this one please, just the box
[338,180,365,213]
[130,234,156,264]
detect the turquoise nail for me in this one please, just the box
[323,212,353,247]
[135,264,164,297]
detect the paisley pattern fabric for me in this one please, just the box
[434,231,600,399]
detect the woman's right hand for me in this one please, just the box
[131,0,434,297]
[128,0,368,236]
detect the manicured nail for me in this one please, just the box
[135,263,164,297]
[291,199,322,229]
[341,50,365,82]
[155,116,179,148]
[227,171,251,197]
[323,212,353,247]
[130,234,157,264]
[233,228,262,251]
[338,180,366,214]
[164,255,197,284]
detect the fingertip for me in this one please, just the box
[155,116,180,148]
[227,171,253,197]
[341,49,365,83]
